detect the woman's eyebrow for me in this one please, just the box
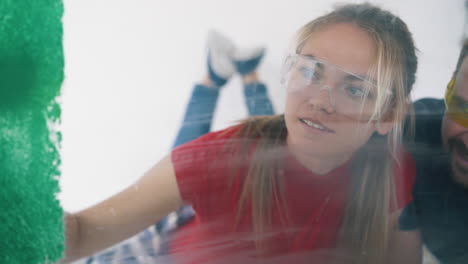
[345,74,366,82]
[345,74,376,84]
[301,54,325,71]
[301,53,316,59]
[302,53,374,82]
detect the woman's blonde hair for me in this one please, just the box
[228,3,417,264]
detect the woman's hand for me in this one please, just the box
[62,155,183,262]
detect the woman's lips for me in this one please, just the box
[299,118,335,133]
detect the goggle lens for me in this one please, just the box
[445,77,468,127]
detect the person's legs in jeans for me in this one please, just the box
[171,74,275,149]
[171,83,222,148]
[241,72,275,116]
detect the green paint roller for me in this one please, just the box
[0,0,65,263]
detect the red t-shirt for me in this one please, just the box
[169,126,415,264]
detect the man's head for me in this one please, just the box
[442,40,468,187]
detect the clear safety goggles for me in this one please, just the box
[281,54,389,121]
[445,77,468,127]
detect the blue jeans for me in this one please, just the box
[172,82,275,146]
[87,82,274,263]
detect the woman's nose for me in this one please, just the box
[307,85,336,114]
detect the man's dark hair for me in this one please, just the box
[454,39,468,76]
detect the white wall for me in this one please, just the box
[59,0,465,211]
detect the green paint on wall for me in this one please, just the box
[0,0,65,263]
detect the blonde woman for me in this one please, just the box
[65,3,421,264]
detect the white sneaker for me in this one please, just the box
[206,30,236,87]
[232,45,266,76]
